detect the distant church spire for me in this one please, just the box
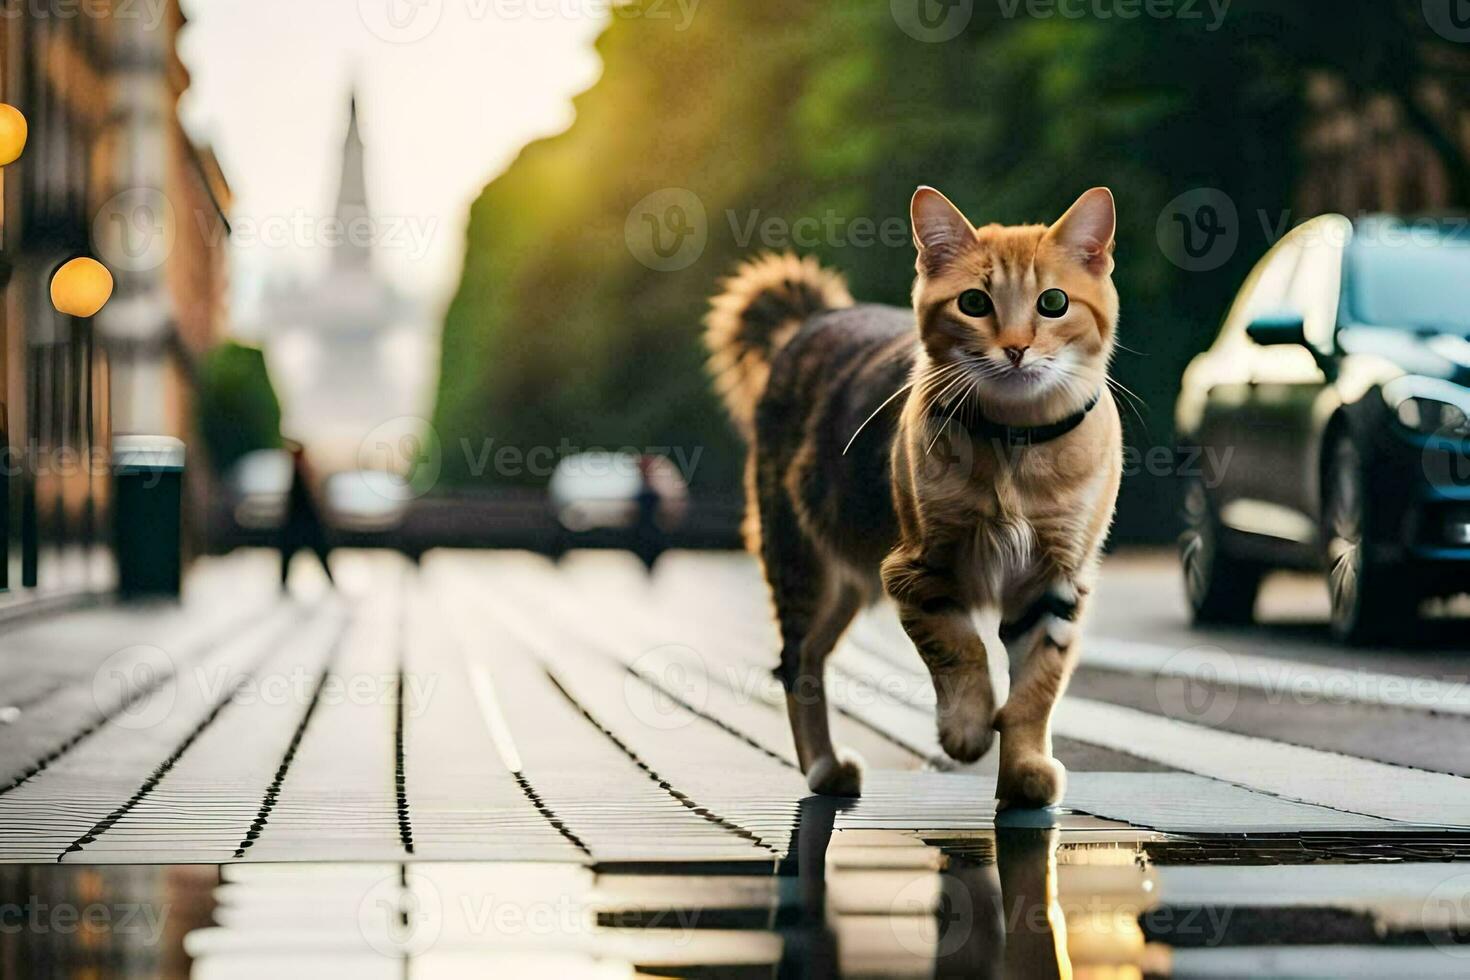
[334,93,371,270]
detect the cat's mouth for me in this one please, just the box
[989,358,1056,391]
[934,353,1064,406]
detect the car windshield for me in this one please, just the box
[1347,230,1470,335]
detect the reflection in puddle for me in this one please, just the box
[807,799,1103,979]
[0,865,215,979]
[9,817,1470,977]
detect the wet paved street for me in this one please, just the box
[4,549,1470,976]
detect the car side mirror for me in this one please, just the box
[1246,311,1307,347]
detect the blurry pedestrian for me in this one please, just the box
[631,454,665,572]
[280,438,335,589]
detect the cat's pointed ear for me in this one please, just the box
[911,186,974,267]
[1045,187,1116,274]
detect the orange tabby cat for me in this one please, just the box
[706,187,1121,808]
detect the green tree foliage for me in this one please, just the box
[196,341,281,474]
[433,0,1456,540]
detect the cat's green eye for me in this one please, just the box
[957,289,993,318]
[1037,288,1070,318]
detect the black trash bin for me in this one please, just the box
[112,435,185,599]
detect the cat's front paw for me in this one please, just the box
[996,754,1066,810]
[938,711,996,763]
[934,669,997,763]
[807,749,864,797]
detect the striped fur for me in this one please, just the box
[704,189,1123,806]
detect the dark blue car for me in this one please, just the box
[1177,214,1470,643]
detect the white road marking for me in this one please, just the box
[1169,948,1470,979]
[1056,698,1470,827]
[1155,863,1470,929]
[467,663,525,775]
[834,623,1470,827]
[1087,635,1470,716]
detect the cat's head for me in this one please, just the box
[909,187,1118,416]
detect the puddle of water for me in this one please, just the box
[9,820,1470,977]
[0,865,215,979]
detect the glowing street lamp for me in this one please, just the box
[0,104,27,591]
[47,256,113,592]
[0,104,25,167]
[50,257,114,318]
[0,104,26,254]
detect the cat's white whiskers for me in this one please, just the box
[920,361,980,409]
[843,358,992,456]
[1106,376,1150,436]
[927,368,975,408]
[842,380,917,456]
[926,377,979,455]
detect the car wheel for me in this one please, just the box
[1180,476,1263,625]
[1323,434,1416,645]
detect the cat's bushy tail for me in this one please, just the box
[705,252,852,440]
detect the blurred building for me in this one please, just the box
[0,0,230,598]
[1299,71,1469,216]
[251,94,425,475]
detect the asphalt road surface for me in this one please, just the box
[3,548,1470,978]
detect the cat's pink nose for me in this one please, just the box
[1004,346,1028,367]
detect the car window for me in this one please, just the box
[1283,217,1348,348]
[1345,230,1470,335]
[1214,238,1301,352]
[1178,224,1309,431]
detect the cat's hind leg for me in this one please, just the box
[764,514,865,796]
[781,579,864,796]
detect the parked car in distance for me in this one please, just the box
[1177,214,1470,644]
[548,452,690,569]
[223,448,291,532]
[548,452,689,533]
[219,449,411,540]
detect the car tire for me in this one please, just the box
[1323,434,1417,645]
[1180,476,1263,625]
